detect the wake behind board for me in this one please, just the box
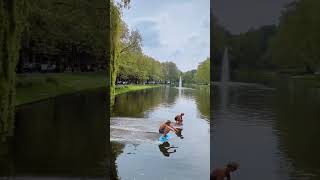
[159,133,172,143]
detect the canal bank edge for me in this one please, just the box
[115,85,161,96]
[15,72,108,106]
[15,72,162,106]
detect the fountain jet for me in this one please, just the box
[221,47,230,83]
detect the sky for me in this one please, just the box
[212,0,294,34]
[120,0,210,72]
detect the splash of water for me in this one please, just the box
[110,117,161,144]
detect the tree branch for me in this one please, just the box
[120,42,136,54]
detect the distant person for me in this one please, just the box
[175,113,184,125]
[159,120,178,137]
[211,162,239,180]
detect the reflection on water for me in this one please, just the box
[0,88,108,179]
[158,142,178,157]
[175,128,184,139]
[112,87,179,118]
[274,79,320,180]
[212,79,320,180]
[195,86,210,121]
[111,86,210,180]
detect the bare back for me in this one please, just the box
[159,123,167,130]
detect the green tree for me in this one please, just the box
[110,0,122,105]
[162,62,180,83]
[0,0,27,139]
[119,23,143,54]
[113,0,182,88]
[196,58,210,84]
[229,25,277,70]
[22,0,108,67]
[182,70,197,84]
[270,0,320,73]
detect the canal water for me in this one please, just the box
[212,80,320,180]
[2,78,317,179]
[111,86,210,180]
[0,88,108,179]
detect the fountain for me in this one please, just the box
[178,76,182,96]
[220,47,229,107]
[221,47,230,83]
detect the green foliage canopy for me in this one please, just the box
[270,0,320,73]
[195,58,210,84]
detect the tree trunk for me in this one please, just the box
[0,0,26,141]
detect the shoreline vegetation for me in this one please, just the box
[212,0,320,88]
[16,72,207,106]
[115,85,161,96]
[231,68,320,88]
[15,72,163,106]
[16,72,108,106]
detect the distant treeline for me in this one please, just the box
[117,21,210,85]
[112,0,210,87]
[110,0,182,100]
[16,0,108,73]
[1,0,109,139]
[118,50,181,84]
[182,58,210,85]
[212,0,320,81]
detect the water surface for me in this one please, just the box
[111,86,210,180]
[0,88,108,179]
[212,80,320,180]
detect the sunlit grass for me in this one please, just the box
[115,85,160,96]
[16,72,108,105]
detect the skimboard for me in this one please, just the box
[159,133,172,143]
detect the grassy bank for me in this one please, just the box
[233,69,277,85]
[232,68,320,87]
[16,72,108,105]
[290,74,320,88]
[115,85,160,96]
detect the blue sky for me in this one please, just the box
[120,0,210,72]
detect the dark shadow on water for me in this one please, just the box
[273,79,320,180]
[194,86,210,121]
[0,88,109,179]
[111,142,125,180]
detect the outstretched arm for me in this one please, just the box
[170,125,179,132]
[167,125,178,132]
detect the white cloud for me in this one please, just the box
[121,0,210,72]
